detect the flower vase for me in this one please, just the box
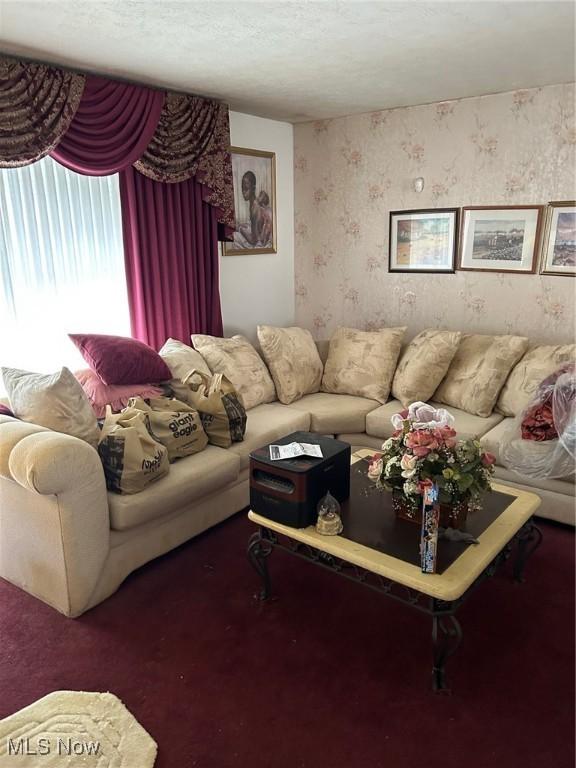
[391,490,469,529]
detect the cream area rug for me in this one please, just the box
[0,691,157,766]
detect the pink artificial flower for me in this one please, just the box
[404,429,439,457]
[367,456,384,481]
[481,452,496,467]
[432,426,458,448]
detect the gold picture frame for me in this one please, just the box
[224,147,277,255]
[539,201,576,277]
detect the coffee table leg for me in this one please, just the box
[247,528,274,600]
[513,520,543,583]
[431,609,462,693]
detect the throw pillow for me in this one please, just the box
[191,334,276,410]
[321,326,406,403]
[392,329,462,407]
[434,334,529,418]
[158,338,212,381]
[75,369,164,419]
[2,366,100,447]
[257,325,323,404]
[0,403,15,418]
[497,344,576,417]
[69,333,171,386]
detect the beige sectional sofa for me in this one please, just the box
[0,332,573,617]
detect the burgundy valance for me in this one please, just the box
[0,54,85,167]
[0,53,235,238]
[51,74,165,176]
[134,93,235,237]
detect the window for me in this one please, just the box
[0,156,130,388]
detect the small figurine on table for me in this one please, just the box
[315,492,343,536]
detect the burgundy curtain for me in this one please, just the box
[51,74,164,175]
[120,166,223,348]
[0,53,232,346]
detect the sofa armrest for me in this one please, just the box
[0,420,110,617]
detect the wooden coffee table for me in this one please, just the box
[247,449,542,692]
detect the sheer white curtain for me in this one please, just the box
[0,156,130,391]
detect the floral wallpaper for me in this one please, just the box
[294,84,575,343]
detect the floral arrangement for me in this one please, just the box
[368,402,496,514]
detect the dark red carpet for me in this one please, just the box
[0,514,574,768]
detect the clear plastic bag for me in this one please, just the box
[500,363,575,479]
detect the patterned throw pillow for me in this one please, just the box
[191,334,276,410]
[497,344,576,417]
[257,325,323,404]
[158,338,212,381]
[392,329,462,407]
[2,366,100,447]
[434,334,529,418]
[321,327,406,403]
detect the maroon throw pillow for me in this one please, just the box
[75,369,164,419]
[0,403,15,418]
[69,333,171,386]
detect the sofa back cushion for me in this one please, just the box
[257,325,323,404]
[69,333,171,386]
[191,334,276,410]
[2,366,100,447]
[392,329,461,407]
[434,334,529,418]
[321,326,406,403]
[497,344,576,417]
[158,338,212,381]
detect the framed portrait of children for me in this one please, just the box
[224,147,277,255]
[539,201,576,276]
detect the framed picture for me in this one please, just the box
[540,201,576,276]
[458,206,543,273]
[388,208,458,273]
[224,147,276,255]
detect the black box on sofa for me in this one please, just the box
[249,431,351,528]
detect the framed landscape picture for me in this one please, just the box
[224,147,276,255]
[459,206,543,273]
[388,208,458,273]
[540,201,576,276]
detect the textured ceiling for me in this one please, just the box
[0,1,574,122]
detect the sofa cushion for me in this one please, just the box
[2,366,100,448]
[69,333,171,385]
[108,446,241,531]
[366,399,504,441]
[158,338,212,381]
[434,334,529,418]
[478,418,513,465]
[288,392,380,433]
[74,369,163,419]
[392,329,461,406]
[191,334,276,410]
[496,344,576,417]
[257,325,323,404]
[492,465,575,498]
[228,402,311,470]
[321,326,406,403]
